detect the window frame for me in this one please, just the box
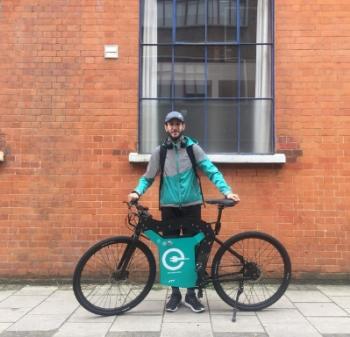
[137,0,277,157]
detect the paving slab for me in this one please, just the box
[0,324,12,334]
[6,314,69,332]
[0,291,18,303]
[128,300,165,315]
[0,307,31,323]
[14,286,57,297]
[107,333,160,337]
[317,285,350,297]
[68,307,115,323]
[308,317,350,334]
[294,302,349,317]
[285,290,331,303]
[163,308,210,323]
[52,322,112,337]
[257,309,321,337]
[110,315,162,332]
[0,332,56,337]
[160,322,213,337]
[211,314,265,333]
[0,283,350,337]
[330,296,350,310]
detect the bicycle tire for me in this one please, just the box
[212,231,291,311]
[73,236,156,316]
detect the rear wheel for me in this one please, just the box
[212,231,291,311]
[73,236,156,316]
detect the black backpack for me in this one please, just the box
[159,144,204,208]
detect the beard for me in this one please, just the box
[167,132,184,143]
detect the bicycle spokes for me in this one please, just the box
[73,238,156,315]
[212,232,291,311]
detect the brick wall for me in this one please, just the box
[0,0,349,279]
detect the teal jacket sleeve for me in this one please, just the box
[133,146,160,196]
[193,144,233,196]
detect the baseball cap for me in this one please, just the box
[164,111,185,123]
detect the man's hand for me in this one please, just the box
[226,193,240,202]
[128,192,140,203]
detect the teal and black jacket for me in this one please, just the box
[134,137,233,208]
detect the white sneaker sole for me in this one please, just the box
[165,306,180,312]
[184,301,205,313]
[165,300,181,312]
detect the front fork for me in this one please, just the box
[114,236,139,280]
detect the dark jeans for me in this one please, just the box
[161,205,201,237]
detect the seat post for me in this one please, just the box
[215,206,224,234]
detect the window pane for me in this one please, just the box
[157,0,173,43]
[174,100,205,144]
[176,0,205,42]
[142,0,172,44]
[240,45,272,98]
[157,46,172,97]
[240,0,272,43]
[239,100,272,153]
[207,100,238,153]
[140,100,172,153]
[142,46,172,98]
[208,0,237,42]
[174,46,205,97]
[208,46,238,98]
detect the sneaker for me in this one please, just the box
[165,293,182,312]
[184,293,205,313]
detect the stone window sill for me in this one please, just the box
[129,152,286,164]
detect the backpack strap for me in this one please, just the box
[159,145,167,209]
[186,145,205,207]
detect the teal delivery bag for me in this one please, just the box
[144,230,205,288]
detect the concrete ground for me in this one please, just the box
[0,283,350,337]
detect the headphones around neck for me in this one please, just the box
[163,135,187,149]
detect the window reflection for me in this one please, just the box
[208,46,238,97]
[174,100,206,144]
[207,101,238,153]
[240,45,272,98]
[176,0,205,42]
[174,46,205,97]
[208,0,237,42]
[240,100,272,153]
[157,0,173,43]
[240,0,272,43]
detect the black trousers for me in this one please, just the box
[161,205,201,237]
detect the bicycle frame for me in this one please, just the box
[121,201,245,289]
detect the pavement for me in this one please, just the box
[0,283,350,337]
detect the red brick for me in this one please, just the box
[0,0,349,279]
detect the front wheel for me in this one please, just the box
[212,231,291,311]
[73,236,156,316]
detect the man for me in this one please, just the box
[128,111,240,313]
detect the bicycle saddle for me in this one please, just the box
[205,199,237,207]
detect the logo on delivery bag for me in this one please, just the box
[161,248,189,271]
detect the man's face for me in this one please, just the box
[164,119,186,140]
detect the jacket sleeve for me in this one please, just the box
[192,144,233,196]
[133,146,160,196]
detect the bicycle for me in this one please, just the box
[73,199,292,320]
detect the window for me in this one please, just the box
[140,0,273,154]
